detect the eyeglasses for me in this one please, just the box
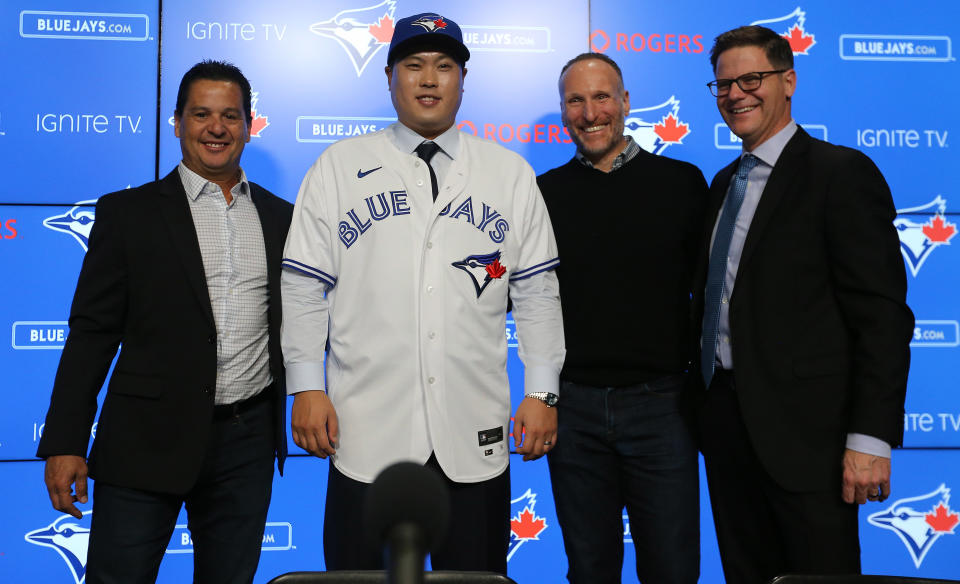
[706,70,787,97]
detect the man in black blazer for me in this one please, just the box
[694,26,913,583]
[37,61,292,584]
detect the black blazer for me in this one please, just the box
[37,169,293,494]
[691,127,914,492]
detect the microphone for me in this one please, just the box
[363,462,451,584]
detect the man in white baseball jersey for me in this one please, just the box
[281,11,565,574]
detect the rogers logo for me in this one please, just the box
[1,218,17,239]
[590,30,703,54]
[458,120,572,145]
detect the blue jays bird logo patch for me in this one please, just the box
[452,250,507,297]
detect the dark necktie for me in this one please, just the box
[415,141,441,201]
[701,153,760,387]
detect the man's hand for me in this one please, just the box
[291,390,339,458]
[44,455,89,519]
[513,397,558,461]
[842,448,891,504]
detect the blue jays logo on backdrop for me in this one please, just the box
[624,96,690,156]
[508,488,548,561]
[249,92,270,137]
[868,484,959,568]
[894,196,957,276]
[25,511,93,584]
[310,0,397,76]
[751,7,816,54]
[44,200,97,252]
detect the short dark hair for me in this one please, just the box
[709,25,794,72]
[558,52,625,94]
[175,60,252,125]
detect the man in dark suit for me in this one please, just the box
[694,26,913,583]
[36,60,292,584]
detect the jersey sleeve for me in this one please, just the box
[282,158,338,288]
[510,162,560,281]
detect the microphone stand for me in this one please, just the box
[385,522,425,584]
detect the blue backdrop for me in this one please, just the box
[2,1,958,582]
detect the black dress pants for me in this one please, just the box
[85,394,276,584]
[698,370,860,584]
[323,453,510,574]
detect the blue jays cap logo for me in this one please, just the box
[411,15,448,32]
[309,0,397,76]
[25,511,93,584]
[895,196,956,276]
[44,200,97,251]
[624,96,690,156]
[751,6,816,54]
[451,250,507,298]
[507,488,548,561]
[868,484,958,568]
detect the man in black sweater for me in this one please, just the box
[537,53,708,584]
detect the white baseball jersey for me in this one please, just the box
[282,124,560,483]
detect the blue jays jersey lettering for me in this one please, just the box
[439,197,510,243]
[336,191,512,249]
[282,124,559,482]
[337,190,411,248]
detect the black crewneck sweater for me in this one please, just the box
[537,149,708,386]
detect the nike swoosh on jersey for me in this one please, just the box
[357,166,382,178]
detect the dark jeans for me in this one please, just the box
[547,376,699,584]
[85,395,276,584]
[324,453,510,574]
[698,370,859,584]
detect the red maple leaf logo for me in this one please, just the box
[369,14,395,43]
[486,259,506,279]
[925,502,959,533]
[654,113,689,144]
[433,17,448,30]
[923,214,957,244]
[783,24,815,54]
[511,508,547,539]
[250,109,269,138]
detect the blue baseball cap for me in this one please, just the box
[387,13,470,66]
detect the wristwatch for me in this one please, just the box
[525,392,559,407]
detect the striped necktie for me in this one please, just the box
[701,153,759,387]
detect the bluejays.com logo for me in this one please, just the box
[25,511,93,584]
[623,96,690,156]
[895,196,957,277]
[751,6,816,55]
[868,484,958,568]
[44,200,97,251]
[507,488,548,561]
[310,0,397,77]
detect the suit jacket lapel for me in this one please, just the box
[738,127,812,272]
[158,169,215,326]
[251,186,283,287]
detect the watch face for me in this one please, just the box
[545,393,559,407]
